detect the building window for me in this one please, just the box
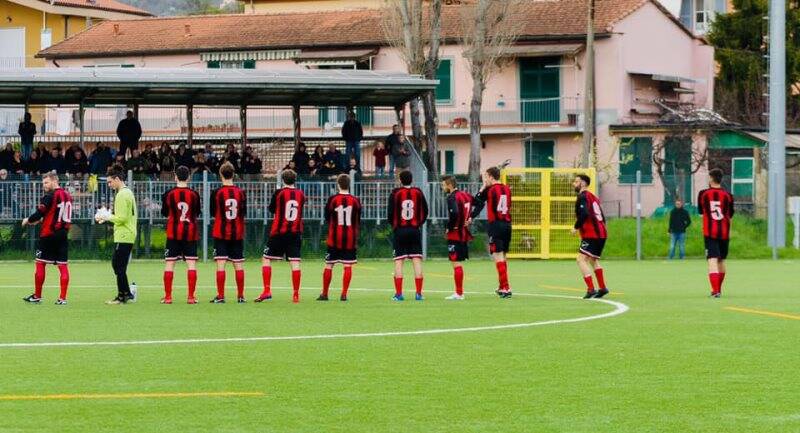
[731,157,754,200]
[207,60,256,69]
[619,137,653,184]
[435,59,453,103]
[438,150,455,175]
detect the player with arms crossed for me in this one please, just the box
[471,166,512,298]
[22,172,72,305]
[442,175,473,300]
[571,174,610,299]
[697,168,734,298]
[388,170,428,301]
[161,165,202,304]
[258,169,305,303]
[317,174,362,302]
[209,162,247,303]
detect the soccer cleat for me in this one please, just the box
[316,294,329,301]
[583,290,597,299]
[210,296,226,304]
[105,296,125,305]
[594,288,610,298]
[160,297,173,305]
[340,295,348,302]
[710,292,721,298]
[22,294,42,304]
[292,293,300,303]
[237,297,246,304]
[187,297,198,305]
[445,294,465,301]
[415,293,424,301]
[54,298,67,306]
[392,294,405,302]
[254,294,272,303]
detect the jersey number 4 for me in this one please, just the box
[497,195,509,214]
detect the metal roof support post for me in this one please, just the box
[292,104,301,150]
[78,101,85,149]
[187,104,194,148]
[395,104,405,134]
[240,105,247,154]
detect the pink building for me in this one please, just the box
[37,0,715,215]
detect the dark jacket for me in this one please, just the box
[89,147,113,175]
[66,156,89,175]
[341,119,363,142]
[292,151,310,174]
[116,117,142,146]
[669,207,691,233]
[18,121,36,146]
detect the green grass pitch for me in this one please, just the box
[0,259,798,433]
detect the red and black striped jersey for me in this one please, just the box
[29,188,72,237]
[574,190,607,239]
[325,193,362,250]
[387,186,428,229]
[446,190,474,242]
[210,185,246,241]
[161,187,201,241]
[269,187,305,236]
[697,187,734,240]
[473,183,512,223]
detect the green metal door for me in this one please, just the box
[663,136,693,204]
[524,139,555,168]
[519,57,560,123]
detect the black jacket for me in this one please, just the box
[116,117,142,146]
[341,119,363,141]
[668,207,691,233]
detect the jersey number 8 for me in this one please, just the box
[401,199,415,221]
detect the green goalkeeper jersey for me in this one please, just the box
[109,187,137,244]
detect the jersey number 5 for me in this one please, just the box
[709,200,724,221]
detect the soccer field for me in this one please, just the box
[0,259,798,433]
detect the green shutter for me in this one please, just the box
[207,61,220,69]
[619,137,653,184]
[243,59,256,69]
[435,59,452,103]
[445,150,455,174]
[519,57,560,122]
[356,106,373,126]
[121,64,134,68]
[318,107,329,126]
[731,158,754,200]
[524,140,554,168]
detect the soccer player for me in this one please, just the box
[258,169,305,303]
[471,166,512,298]
[442,175,473,300]
[387,170,428,301]
[99,168,137,305]
[22,172,72,305]
[317,174,362,302]
[697,168,734,298]
[161,165,201,304]
[570,174,610,299]
[209,162,247,304]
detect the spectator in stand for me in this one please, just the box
[373,140,388,178]
[158,143,176,180]
[292,142,310,175]
[341,111,363,166]
[90,142,114,175]
[126,149,151,179]
[25,149,41,176]
[8,151,25,177]
[222,143,241,173]
[204,146,220,176]
[668,199,692,260]
[324,143,343,173]
[307,159,318,178]
[0,168,6,181]
[385,124,404,175]
[111,153,126,175]
[390,127,411,172]
[312,145,325,168]
[283,160,298,172]
[116,110,142,158]
[43,147,65,174]
[347,156,362,182]
[175,143,195,170]
[142,143,161,177]
[64,143,86,168]
[18,112,36,160]
[66,148,89,178]
[0,142,14,170]
[242,146,262,177]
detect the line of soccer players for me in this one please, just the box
[18,164,734,305]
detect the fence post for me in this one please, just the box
[636,170,642,261]
[146,179,152,257]
[202,170,209,263]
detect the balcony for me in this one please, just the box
[0,58,26,68]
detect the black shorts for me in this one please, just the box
[213,239,244,263]
[579,238,606,259]
[393,227,423,260]
[448,241,469,262]
[488,221,512,254]
[36,230,68,265]
[325,247,357,265]
[263,233,302,262]
[165,239,199,261]
[705,237,729,260]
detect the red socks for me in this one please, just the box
[216,270,226,298]
[291,269,301,296]
[594,268,606,289]
[583,274,595,292]
[453,266,464,295]
[235,269,245,298]
[496,261,510,291]
[394,276,403,296]
[342,267,352,298]
[57,264,69,300]
[187,270,197,299]
[163,270,174,299]
[322,268,333,297]
[415,277,424,296]
[260,266,272,298]
[34,261,46,298]
[709,273,722,294]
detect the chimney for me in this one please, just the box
[113,23,120,36]
[184,24,191,36]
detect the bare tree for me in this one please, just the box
[652,129,709,205]
[460,0,523,181]
[382,0,443,175]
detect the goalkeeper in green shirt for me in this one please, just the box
[97,167,138,304]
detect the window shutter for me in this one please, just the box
[356,106,373,126]
[619,137,653,183]
[435,59,452,102]
[318,107,329,126]
[207,61,220,69]
[445,150,455,174]
[243,59,256,69]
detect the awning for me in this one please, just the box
[744,132,800,150]
[501,43,583,58]
[0,68,437,107]
[295,48,378,65]
[200,50,300,62]
[629,71,704,84]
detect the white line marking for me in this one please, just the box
[0,292,629,349]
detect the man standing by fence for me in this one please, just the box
[18,112,36,160]
[98,168,138,305]
[668,199,691,259]
[341,111,363,167]
[116,110,142,159]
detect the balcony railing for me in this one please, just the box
[0,57,25,68]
